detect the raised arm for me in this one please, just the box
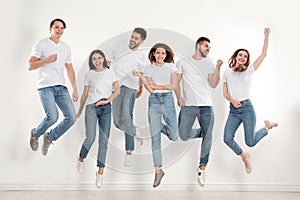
[253,28,270,70]
[208,59,223,88]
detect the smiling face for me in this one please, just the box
[49,20,65,39]
[153,47,167,65]
[236,50,249,65]
[91,53,105,70]
[197,41,211,57]
[128,32,144,50]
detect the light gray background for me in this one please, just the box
[0,0,299,191]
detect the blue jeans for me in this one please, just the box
[112,86,136,151]
[33,85,76,141]
[79,103,111,167]
[224,99,268,155]
[178,106,214,167]
[148,92,178,167]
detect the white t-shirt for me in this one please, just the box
[107,44,148,90]
[31,38,72,89]
[176,56,215,106]
[84,69,118,105]
[222,65,255,101]
[144,62,177,93]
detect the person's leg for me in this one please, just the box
[242,101,268,148]
[95,103,111,188]
[198,106,214,168]
[112,87,123,130]
[34,87,59,138]
[196,106,214,186]
[148,94,165,188]
[76,104,97,173]
[79,104,97,160]
[225,101,251,173]
[161,93,178,141]
[223,111,243,155]
[30,87,58,151]
[122,87,136,152]
[178,106,198,141]
[148,94,163,168]
[96,103,111,169]
[48,86,76,141]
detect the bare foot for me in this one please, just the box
[264,120,278,131]
[242,153,252,174]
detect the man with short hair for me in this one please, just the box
[175,36,223,186]
[108,27,148,167]
[28,18,78,156]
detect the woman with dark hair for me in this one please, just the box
[223,28,278,174]
[142,43,178,187]
[76,49,120,188]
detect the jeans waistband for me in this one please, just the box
[150,92,172,97]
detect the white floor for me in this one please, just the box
[1,191,299,200]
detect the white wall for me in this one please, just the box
[0,0,299,191]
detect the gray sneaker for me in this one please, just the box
[42,133,52,156]
[153,170,165,188]
[30,128,39,151]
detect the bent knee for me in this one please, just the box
[170,133,178,141]
[246,141,255,147]
[179,133,189,141]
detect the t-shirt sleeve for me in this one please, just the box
[248,64,255,73]
[84,72,90,86]
[65,45,72,64]
[222,70,228,83]
[170,63,178,73]
[143,65,151,77]
[207,56,216,74]
[176,60,183,74]
[31,41,42,58]
[112,70,118,82]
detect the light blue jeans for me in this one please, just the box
[112,86,136,151]
[148,92,178,167]
[33,85,76,141]
[224,99,268,155]
[178,106,214,167]
[79,102,111,167]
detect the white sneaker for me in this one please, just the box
[124,152,132,167]
[95,172,103,188]
[76,157,84,174]
[197,168,206,187]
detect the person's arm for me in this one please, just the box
[144,77,154,93]
[65,63,78,102]
[76,85,89,118]
[208,59,223,88]
[223,82,241,108]
[136,77,143,98]
[174,73,185,106]
[28,54,57,71]
[253,28,270,71]
[96,80,120,106]
[150,72,177,91]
